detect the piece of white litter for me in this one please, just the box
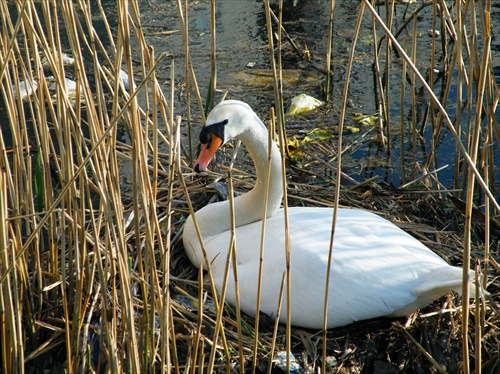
[120,70,130,90]
[61,53,75,66]
[273,351,303,373]
[287,94,324,116]
[13,80,38,101]
[49,78,78,92]
[49,78,84,105]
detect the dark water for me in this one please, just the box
[2,0,499,198]
[138,0,500,194]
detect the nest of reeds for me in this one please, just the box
[168,137,500,373]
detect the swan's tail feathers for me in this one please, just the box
[418,266,500,313]
[391,266,490,318]
[417,267,488,299]
[446,268,499,315]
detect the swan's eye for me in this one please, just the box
[199,119,228,147]
[199,127,211,144]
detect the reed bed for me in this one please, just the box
[0,0,498,373]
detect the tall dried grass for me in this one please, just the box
[0,0,498,373]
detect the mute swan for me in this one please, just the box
[183,100,477,329]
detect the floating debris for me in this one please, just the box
[49,77,84,104]
[371,133,387,144]
[353,112,379,126]
[13,80,38,101]
[287,94,324,116]
[119,69,133,90]
[428,29,440,37]
[41,52,75,68]
[286,125,359,159]
[61,53,75,65]
[49,77,77,92]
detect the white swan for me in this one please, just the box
[183,100,477,329]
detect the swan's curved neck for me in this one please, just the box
[236,119,283,222]
[196,117,283,239]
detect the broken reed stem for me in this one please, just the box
[399,326,447,374]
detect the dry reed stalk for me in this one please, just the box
[209,0,216,110]
[275,2,293,372]
[371,6,387,153]
[427,1,438,174]
[261,2,294,371]
[251,108,275,373]
[321,3,366,373]
[182,0,194,163]
[399,37,407,186]
[176,145,233,373]
[324,0,335,102]
[0,166,23,373]
[267,271,287,374]
[263,0,287,159]
[383,0,394,153]
[197,138,254,373]
[227,172,246,371]
[175,0,204,121]
[410,15,417,181]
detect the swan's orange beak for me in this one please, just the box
[194,133,223,173]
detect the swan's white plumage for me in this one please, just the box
[183,100,476,329]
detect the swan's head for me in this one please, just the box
[194,100,259,173]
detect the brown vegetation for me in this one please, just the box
[0,0,498,372]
